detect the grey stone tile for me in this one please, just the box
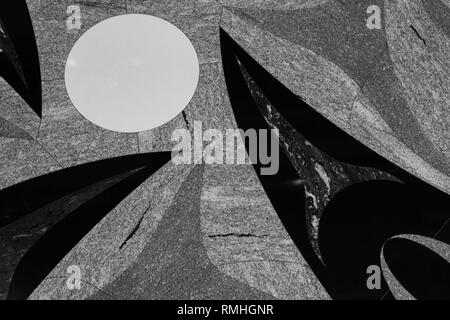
[0,117,34,140]
[127,0,222,65]
[221,3,450,195]
[357,50,450,178]
[201,164,329,299]
[37,80,139,167]
[421,0,450,38]
[138,113,188,153]
[349,94,450,194]
[183,62,237,131]
[0,172,128,300]
[225,0,387,86]
[237,63,394,259]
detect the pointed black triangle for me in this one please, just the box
[220,27,450,300]
[0,1,42,117]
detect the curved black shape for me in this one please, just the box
[319,181,450,299]
[0,0,42,117]
[220,28,450,300]
[5,152,171,300]
[0,153,171,228]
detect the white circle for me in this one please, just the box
[65,14,199,133]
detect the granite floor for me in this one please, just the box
[0,0,449,300]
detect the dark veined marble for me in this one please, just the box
[0,152,172,300]
[237,58,394,258]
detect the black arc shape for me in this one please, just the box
[218,30,448,195]
[220,28,450,300]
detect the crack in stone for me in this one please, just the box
[207,233,268,239]
[410,25,426,45]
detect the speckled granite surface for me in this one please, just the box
[384,0,450,162]
[220,0,450,194]
[0,79,40,138]
[0,0,448,300]
[381,234,450,300]
[0,137,60,190]
[130,1,234,152]
[87,165,272,300]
